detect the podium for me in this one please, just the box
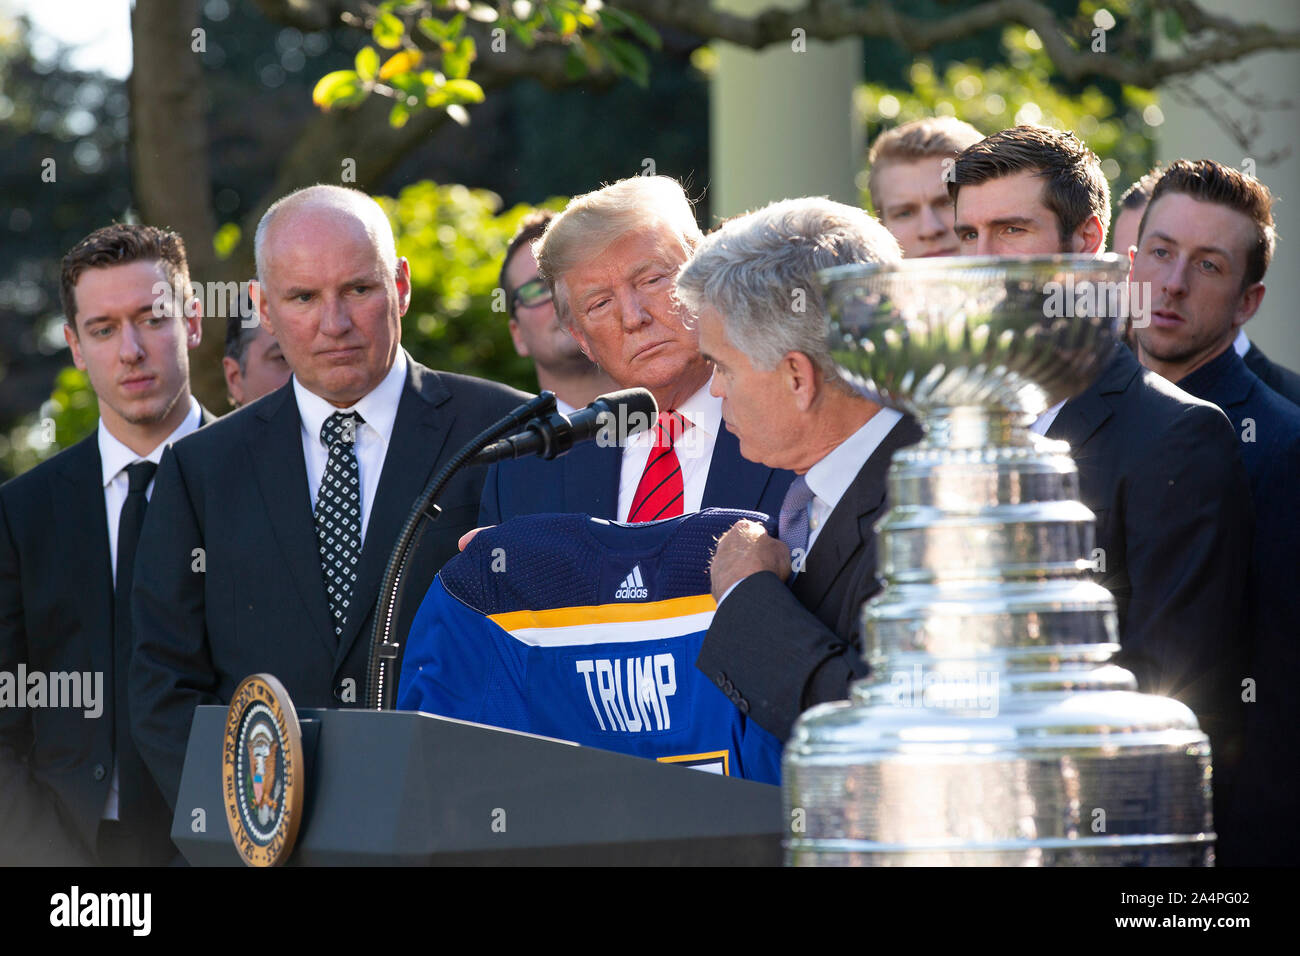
[173,706,783,865]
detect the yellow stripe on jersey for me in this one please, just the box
[489,594,717,632]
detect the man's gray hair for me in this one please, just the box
[676,197,901,380]
[536,175,703,326]
[254,184,398,286]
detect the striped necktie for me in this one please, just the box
[627,411,690,522]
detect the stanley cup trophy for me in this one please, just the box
[783,255,1215,866]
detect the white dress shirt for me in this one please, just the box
[99,396,204,586]
[1030,399,1067,437]
[717,406,903,608]
[616,378,721,522]
[294,349,408,546]
[1233,328,1251,358]
[801,407,903,554]
[97,394,203,821]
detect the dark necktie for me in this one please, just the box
[627,411,690,522]
[316,412,364,640]
[114,459,156,832]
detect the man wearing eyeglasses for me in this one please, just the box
[501,210,614,413]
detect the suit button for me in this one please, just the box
[722,679,734,694]
[92,764,106,781]
[738,698,750,714]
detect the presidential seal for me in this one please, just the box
[222,674,304,866]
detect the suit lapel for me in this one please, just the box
[702,424,775,513]
[563,440,621,519]
[793,415,924,611]
[335,360,454,666]
[54,436,114,692]
[248,383,336,655]
[1046,345,1133,449]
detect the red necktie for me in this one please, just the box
[627,411,690,522]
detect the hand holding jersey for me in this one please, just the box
[397,510,783,783]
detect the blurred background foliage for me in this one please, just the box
[2,0,1162,477]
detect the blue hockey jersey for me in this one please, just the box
[397,510,783,784]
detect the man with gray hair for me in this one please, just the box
[130,184,529,808]
[479,175,791,527]
[675,197,924,741]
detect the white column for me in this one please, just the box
[1156,0,1300,368]
[711,0,863,220]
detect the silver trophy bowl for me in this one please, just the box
[782,256,1214,866]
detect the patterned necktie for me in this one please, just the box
[627,411,690,522]
[316,412,364,640]
[778,475,815,574]
[114,459,156,830]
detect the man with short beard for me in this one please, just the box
[1130,159,1300,865]
[950,127,1254,834]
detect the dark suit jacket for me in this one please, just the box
[478,419,794,525]
[0,408,215,866]
[130,359,529,809]
[697,415,925,741]
[1243,341,1300,407]
[1046,344,1253,835]
[1176,346,1300,866]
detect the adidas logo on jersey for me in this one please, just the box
[614,564,649,600]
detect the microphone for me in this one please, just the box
[470,388,658,465]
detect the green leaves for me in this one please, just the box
[312,70,368,110]
[373,12,406,49]
[310,2,662,125]
[355,47,380,82]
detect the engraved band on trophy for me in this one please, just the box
[783,255,1214,866]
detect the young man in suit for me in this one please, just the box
[1130,159,1300,865]
[1115,167,1300,406]
[0,224,211,864]
[129,186,531,810]
[674,198,923,741]
[951,127,1255,854]
[866,116,983,259]
[478,176,793,526]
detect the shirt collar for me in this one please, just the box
[804,407,904,513]
[1233,328,1251,357]
[98,395,203,488]
[629,375,721,446]
[293,348,408,448]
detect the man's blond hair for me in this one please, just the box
[535,176,702,327]
[866,117,984,211]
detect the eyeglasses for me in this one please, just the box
[511,278,552,311]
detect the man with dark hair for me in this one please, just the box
[130,186,531,811]
[0,223,214,864]
[1118,165,1300,405]
[1112,168,1161,256]
[1130,159,1300,864]
[222,306,291,408]
[948,130,1254,826]
[499,210,613,412]
[950,124,1111,254]
[866,117,983,258]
